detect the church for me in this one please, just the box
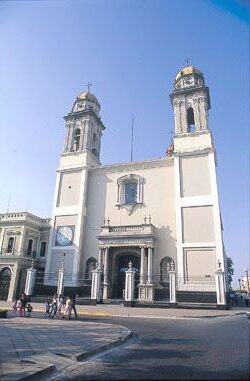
[0,66,228,306]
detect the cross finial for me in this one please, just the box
[185,58,190,66]
[87,82,92,92]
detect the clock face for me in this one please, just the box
[56,226,73,246]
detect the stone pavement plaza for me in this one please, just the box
[0,301,247,380]
[0,315,131,381]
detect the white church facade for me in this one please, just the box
[0,66,228,306]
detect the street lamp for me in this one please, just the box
[238,278,241,291]
[244,268,249,292]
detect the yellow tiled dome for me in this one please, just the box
[175,66,202,82]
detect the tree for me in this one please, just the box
[226,257,234,290]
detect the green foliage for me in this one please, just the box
[226,257,234,288]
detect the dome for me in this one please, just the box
[77,91,100,106]
[175,66,203,82]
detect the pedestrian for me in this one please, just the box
[244,292,250,308]
[44,299,50,318]
[49,294,58,318]
[12,300,18,317]
[64,297,72,320]
[26,303,33,317]
[71,292,78,319]
[19,293,28,317]
[229,293,235,306]
[56,295,64,319]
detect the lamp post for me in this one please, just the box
[244,268,249,292]
[238,278,241,291]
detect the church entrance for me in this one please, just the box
[113,253,140,299]
[0,268,11,301]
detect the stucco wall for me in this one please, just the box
[82,159,177,274]
[180,154,211,196]
[184,248,216,277]
[57,170,82,207]
[182,206,215,243]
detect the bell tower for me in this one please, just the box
[170,66,226,302]
[170,66,213,153]
[63,91,104,160]
[45,90,105,289]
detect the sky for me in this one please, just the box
[0,0,249,287]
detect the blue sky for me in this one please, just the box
[0,0,249,286]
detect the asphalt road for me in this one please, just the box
[51,313,249,380]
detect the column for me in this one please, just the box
[24,261,37,296]
[147,246,153,284]
[103,247,109,300]
[215,270,226,305]
[140,246,146,284]
[57,262,65,297]
[8,263,20,301]
[98,247,103,270]
[169,260,176,303]
[124,261,136,306]
[91,265,102,302]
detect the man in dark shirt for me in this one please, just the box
[71,292,78,319]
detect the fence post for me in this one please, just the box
[124,261,136,307]
[215,260,226,305]
[24,261,37,296]
[169,260,176,303]
[57,262,65,297]
[91,265,102,302]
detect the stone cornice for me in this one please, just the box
[90,157,173,175]
[64,109,105,130]
[0,212,50,229]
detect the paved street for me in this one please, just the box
[51,314,249,380]
[0,302,249,380]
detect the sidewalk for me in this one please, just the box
[0,315,131,381]
[0,300,247,320]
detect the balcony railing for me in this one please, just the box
[100,224,155,236]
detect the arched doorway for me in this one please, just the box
[0,267,11,301]
[113,253,140,299]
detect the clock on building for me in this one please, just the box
[56,226,74,246]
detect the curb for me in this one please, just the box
[55,328,133,362]
[1,360,56,381]
[0,306,246,319]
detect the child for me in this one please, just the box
[12,300,18,317]
[16,299,22,316]
[44,299,50,318]
[26,303,33,317]
[49,301,57,318]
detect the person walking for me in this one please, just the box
[19,293,28,317]
[71,292,78,320]
[44,299,50,318]
[56,295,64,319]
[49,294,58,318]
[244,292,250,308]
[64,297,72,320]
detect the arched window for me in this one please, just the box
[117,174,144,205]
[125,181,137,204]
[91,132,99,157]
[73,128,81,151]
[0,267,11,300]
[85,257,98,280]
[187,107,196,133]
[160,257,175,282]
